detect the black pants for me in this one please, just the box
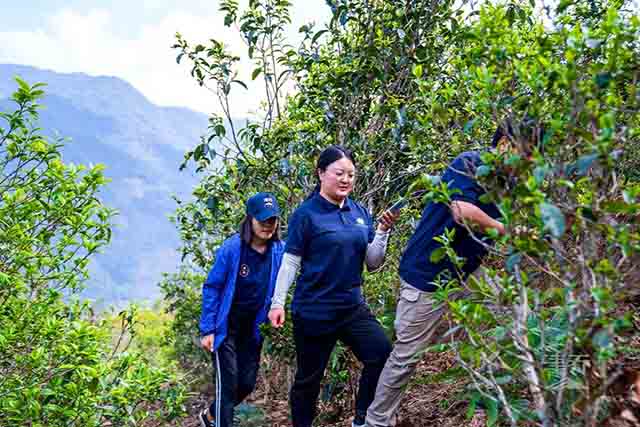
[290,304,392,427]
[209,314,262,427]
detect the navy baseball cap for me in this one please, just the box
[246,192,281,221]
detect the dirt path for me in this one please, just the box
[175,394,486,427]
[171,350,487,427]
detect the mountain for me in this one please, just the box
[0,64,207,305]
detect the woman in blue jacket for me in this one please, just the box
[199,192,285,427]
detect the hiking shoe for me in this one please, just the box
[352,414,366,427]
[199,408,214,427]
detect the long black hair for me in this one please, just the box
[306,145,356,199]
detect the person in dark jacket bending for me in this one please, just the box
[365,121,543,427]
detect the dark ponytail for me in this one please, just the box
[306,183,321,200]
[305,145,356,200]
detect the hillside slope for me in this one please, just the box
[0,63,208,304]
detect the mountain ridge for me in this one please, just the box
[0,63,210,305]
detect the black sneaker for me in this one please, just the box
[199,408,214,427]
[352,414,366,427]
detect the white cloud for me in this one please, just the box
[0,2,331,117]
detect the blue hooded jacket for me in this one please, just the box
[199,233,285,351]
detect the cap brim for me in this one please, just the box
[254,210,280,222]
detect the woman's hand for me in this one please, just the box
[377,210,401,232]
[200,334,214,352]
[269,308,286,328]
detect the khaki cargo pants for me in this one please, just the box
[365,273,479,427]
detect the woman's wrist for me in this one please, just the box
[376,224,392,233]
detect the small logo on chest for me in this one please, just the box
[356,217,365,225]
[239,264,250,277]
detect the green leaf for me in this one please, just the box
[492,326,507,340]
[232,80,248,90]
[595,72,612,89]
[497,95,515,108]
[412,64,423,78]
[251,68,262,80]
[15,76,30,92]
[466,399,477,419]
[475,165,491,177]
[486,398,499,426]
[556,0,575,13]
[30,139,47,153]
[430,247,446,263]
[533,165,549,185]
[214,124,226,137]
[494,374,512,385]
[540,202,565,237]
[311,29,328,44]
[580,206,597,221]
[408,134,417,148]
[463,119,475,134]
[603,200,639,214]
[505,154,522,167]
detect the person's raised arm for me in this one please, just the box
[447,154,505,236]
[365,210,399,271]
[451,200,505,235]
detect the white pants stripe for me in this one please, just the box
[215,350,221,425]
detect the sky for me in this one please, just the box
[0,1,332,116]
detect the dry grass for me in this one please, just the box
[170,348,486,427]
[167,296,640,427]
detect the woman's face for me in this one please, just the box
[251,217,278,242]
[319,156,356,201]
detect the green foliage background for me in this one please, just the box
[0,81,186,427]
